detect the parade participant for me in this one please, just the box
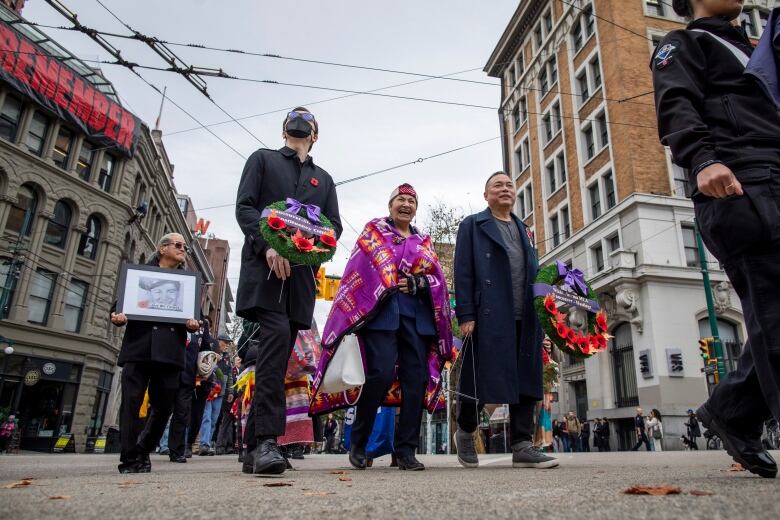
[654,0,780,478]
[235,107,341,475]
[166,319,215,463]
[111,233,201,474]
[309,183,453,471]
[198,333,234,456]
[453,172,558,469]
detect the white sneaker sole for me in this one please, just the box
[453,435,479,468]
[512,459,560,469]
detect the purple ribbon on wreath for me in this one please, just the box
[556,260,588,296]
[285,198,321,225]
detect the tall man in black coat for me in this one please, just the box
[453,172,557,470]
[235,107,341,474]
[111,233,201,473]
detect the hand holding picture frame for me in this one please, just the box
[116,263,201,324]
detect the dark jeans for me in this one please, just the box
[119,362,179,466]
[694,166,780,432]
[167,385,194,458]
[351,316,429,458]
[581,434,590,452]
[216,396,236,451]
[632,431,651,451]
[187,384,210,447]
[457,398,537,447]
[252,310,300,439]
[568,433,580,452]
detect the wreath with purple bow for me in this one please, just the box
[532,260,609,359]
[258,199,337,266]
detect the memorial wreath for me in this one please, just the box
[258,198,337,266]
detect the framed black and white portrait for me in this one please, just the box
[116,263,201,323]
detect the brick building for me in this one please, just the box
[485,0,775,449]
[0,5,214,451]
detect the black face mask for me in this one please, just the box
[285,117,312,138]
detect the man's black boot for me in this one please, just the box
[349,445,367,470]
[697,404,777,478]
[252,439,287,475]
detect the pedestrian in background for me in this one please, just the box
[580,418,591,452]
[685,409,701,450]
[198,333,233,456]
[560,417,570,453]
[0,414,17,453]
[647,409,664,452]
[601,418,611,452]
[552,420,563,453]
[565,411,581,453]
[631,407,651,451]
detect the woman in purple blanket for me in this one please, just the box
[309,183,453,471]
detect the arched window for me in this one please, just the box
[78,215,102,260]
[6,185,37,236]
[44,201,72,248]
[128,240,136,263]
[138,252,146,264]
[610,323,638,409]
[698,318,742,373]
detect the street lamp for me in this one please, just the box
[0,335,14,355]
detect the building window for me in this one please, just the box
[682,224,700,267]
[517,190,526,218]
[543,11,552,35]
[608,233,621,252]
[549,57,558,86]
[551,102,562,134]
[135,182,146,207]
[0,95,22,142]
[534,25,543,49]
[671,163,692,197]
[513,106,521,133]
[590,56,602,89]
[572,19,583,52]
[0,257,18,318]
[542,113,553,143]
[561,206,570,240]
[578,71,589,104]
[646,0,664,17]
[555,152,566,187]
[521,138,530,171]
[516,51,525,79]
[740,9,757,38]
[506,65,515,88]
[589,183,601,220]
[524,185,533,216]
[25,111,50,156]
[519,96,527,123]
[583,124,595,159]
[6,185,38,236]
[98,154,115,192]
[52,126,74,169]
[539,68,549,97]
[550,214,560,247]
[76,141,95,181]
[88,371,114,437]
[27,269,56,325]
[584,5,595,36]
[44,200,72,249]
[592,243,605,272]
[78,215,102,260]
[546,161,557,194]
[596,111,609,148]
[63,279,88,333]
[604,171,616,208]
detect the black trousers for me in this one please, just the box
[216,396,236,451]
[457,398,536,446]
[253,310,299,438]
[694,166,780,432]
[351,316,430,457]
[167,385,194,458]
[119,362,179,465]
[581,434,590,452]
[187,384,210,446]
[632,431,651,451]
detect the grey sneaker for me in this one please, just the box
[512,442,559,469]
[454,428,479,468]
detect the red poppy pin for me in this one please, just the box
[310,177,319,187]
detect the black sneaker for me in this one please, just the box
[454,428,479,468]
[117,461,142,474]
[252,439,287,475]
[511,442,559,469]
[242,448,255,474]
[185,448,192,459]
[696,404,777,479]
[138,451,152,473]
[397,454,425,471]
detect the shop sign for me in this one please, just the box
[94,436,107,454]
[53,433,74,453]
[23,368,41,386]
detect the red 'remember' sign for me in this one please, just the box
[0,20,141,157]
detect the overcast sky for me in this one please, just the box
[24,0,518,326]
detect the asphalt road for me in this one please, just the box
[1,450,778,519]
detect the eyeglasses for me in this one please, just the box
[165,241,189,252]
[288,111,315,121]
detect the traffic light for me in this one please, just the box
[698,337,712,361]
[324,276,341,301]
[315,267,326,299]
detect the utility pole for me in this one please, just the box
[694,220,726,382]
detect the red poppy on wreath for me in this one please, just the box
[595,334,608,350]
[310,177,319,187]
[566,328,577,344]
[320,230,337,248]
[555,321,568,339]
[292,229,314,252]
[544,295,557,314]
[596,311,608,332]
[580,342,591,355]
[267,211,286,231]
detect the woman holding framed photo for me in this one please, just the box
[111,233,201,474]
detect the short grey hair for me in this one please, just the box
[157,233,182,248]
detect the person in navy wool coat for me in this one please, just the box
[452,172,558,470]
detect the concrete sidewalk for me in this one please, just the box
[1,451,778,519]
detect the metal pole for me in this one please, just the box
[445,368,451,454]
[694,220,726,381]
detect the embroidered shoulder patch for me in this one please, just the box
[654,40,679,70]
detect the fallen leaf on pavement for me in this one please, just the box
[263,482,293,487]
[118,480,143,489]
[48,495,71,500]
[2,479,33,489]
[728,463,745,472]
[624,485,682,496]
[329,471,348,475]
[689,490,715,496]
[303,491,336,496]
[338,476,352,482]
